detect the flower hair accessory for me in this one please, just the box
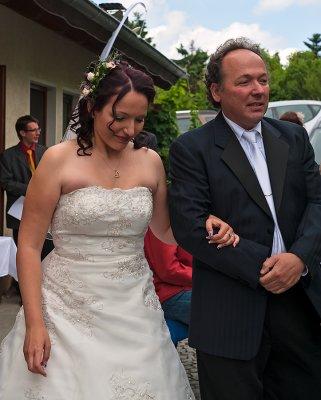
[81,54,120,98]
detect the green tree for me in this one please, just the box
[127,12,155,46]
[280,51,321,100]
[174,41,209,96]
[145,41,211,164]
[304,33,321,57]
[261,49,286,100]
[144,93,180,171]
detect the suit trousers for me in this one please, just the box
[197,284,321,400]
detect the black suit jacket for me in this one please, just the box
[169,112,321,360]
[0,143,47,229]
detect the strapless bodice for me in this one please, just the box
[50,186,153,260]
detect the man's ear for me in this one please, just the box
[210,83,221,103]
[19,130,25,138]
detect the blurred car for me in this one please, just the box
[176,110,218,134]
[309,115,321,165]
[266,100,321,135]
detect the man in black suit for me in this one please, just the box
[169,38,321,399]
[0,115,52,259]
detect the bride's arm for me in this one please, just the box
[148,152,239,246]
[148,152,174,244]
[17,146,63,376]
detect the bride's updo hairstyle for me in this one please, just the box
[71,60,155,156]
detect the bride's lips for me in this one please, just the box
[114,135,130,144]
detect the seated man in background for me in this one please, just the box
[137,129,193,325]
[279,111,304,126]
[144,228,192,325]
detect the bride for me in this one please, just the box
[0,59,238,399]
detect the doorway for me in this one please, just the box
[30,83,47,146]
[0,66,5,235]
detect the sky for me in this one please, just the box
[92,0,321,64]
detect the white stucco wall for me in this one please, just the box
[0,5,96,148]
[0,5,98,235]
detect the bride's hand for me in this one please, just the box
[205,214,240,248]
[23,324,51,376]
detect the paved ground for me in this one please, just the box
[178,339,201,399]
[0,294,200,399]
[0,294,21,341]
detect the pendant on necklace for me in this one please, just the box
[114,170,120,178]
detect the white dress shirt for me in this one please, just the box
[223,113,286,256]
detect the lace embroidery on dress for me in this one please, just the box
[0,336,7,358]
[185,383,194,400]
[42,307,58,344]
[143,285,162,311]
[51,187,109,231]
[51,186,152,234]
[42,252,103,338]
[67,248,95,262]
[110,371,156,400]
[107,189,152,236]
[102,254,149,280]
[51,232,71,247]
[101,237,138,254]
[24,388,47,400]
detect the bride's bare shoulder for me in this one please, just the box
[134,146,162,166]
[39,139,79,166]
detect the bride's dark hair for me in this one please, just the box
[71,61,156,156]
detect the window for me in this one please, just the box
[265,108,274,118]
[310,119,321,165]
[310,128,321,165]
[310,105,321,117]
[274,105,314,123]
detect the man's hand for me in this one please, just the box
[259,253,305,294]
[205,215,240,248]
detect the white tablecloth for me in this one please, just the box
[0,237,17,281]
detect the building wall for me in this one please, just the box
[0,5,96,235]
[0,5,96,148]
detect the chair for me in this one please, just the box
[165,318,188,347]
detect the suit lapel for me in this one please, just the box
[213,113,272,217]
[15,144,34,179]
[261,119,289,211]
[15,145,29,169]
[35,145,42,166]
[213,113,289,216]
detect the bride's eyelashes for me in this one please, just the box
[113,115,145,123]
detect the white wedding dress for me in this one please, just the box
[0,186,194,400]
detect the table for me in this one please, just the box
[0,236,17,281]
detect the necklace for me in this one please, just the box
[95,148,126,179]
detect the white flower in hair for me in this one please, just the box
[86,72,95,82]
[82,87,91,97]
[106,61,116,69]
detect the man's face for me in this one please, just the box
[20,122,41,146]
[211,49,269,130]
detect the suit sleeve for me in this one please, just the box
[169,138,270,289]
[0,153,28,196]
[289,132,321,276]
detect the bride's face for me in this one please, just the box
[93,90,148,152]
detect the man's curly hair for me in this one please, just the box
[205,37,264,108]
